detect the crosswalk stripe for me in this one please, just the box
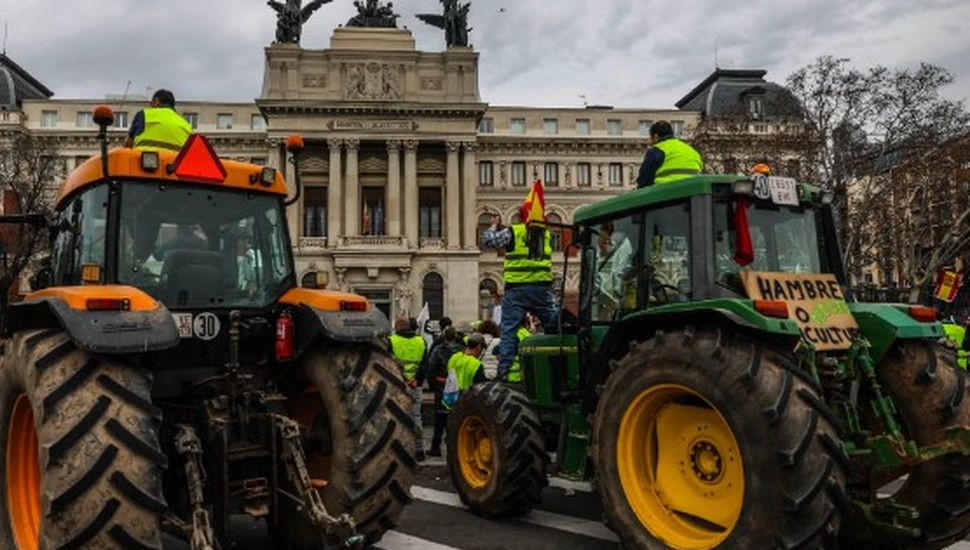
[377,530,463,550]
[411,486,620,543]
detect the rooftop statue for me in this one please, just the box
[268,0,333,44]
[417,0,472,47]
[346,0,400,28]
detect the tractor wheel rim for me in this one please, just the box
[7,394,41,550]
[458,416,493,489]
[617,384,744,550]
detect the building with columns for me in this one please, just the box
[2,26,706,324]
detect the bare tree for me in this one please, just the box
[0,132,61,329]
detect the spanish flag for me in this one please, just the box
[522,179,547,259]
[522,179,546,224]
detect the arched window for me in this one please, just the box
[301,271,318,288]
[422,273,444,320]
[548,213,563,252]
[479,278,499,320]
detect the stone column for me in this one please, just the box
[344,139,360,237]
[462,142,478,250]
[386,140,402,237]
[446,141,461,250]
[403,140,419,248]
[327,139,343,244]
[283,141,299,242]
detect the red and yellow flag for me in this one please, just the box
[935,269,962,303]
[522,179,546,224]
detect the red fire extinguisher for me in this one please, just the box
[276,310,295,361]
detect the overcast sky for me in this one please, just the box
[2,0,968,108]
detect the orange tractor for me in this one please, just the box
[0,107,416,549]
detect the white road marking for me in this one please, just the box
[547,477,594,493]
[411,486,619,543]
[947,542,970,550]
[376,530,463,550]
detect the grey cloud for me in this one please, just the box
[2,0,967,108]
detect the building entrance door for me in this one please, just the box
[357,288,393,320]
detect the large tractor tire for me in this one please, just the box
[446,382,548,517]
[592,327,847,550]
[861,340,970,549]
[0,329,166,550]
[275,342,417,549]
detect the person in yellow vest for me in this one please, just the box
[389,317,428,460]
[482,210,559,381]
[445,334,487,403]
[508,313,535,383]
[125,89,193,153]
[635,120,703,188]
[942,319,968,370]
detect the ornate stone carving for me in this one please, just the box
[345,62,402,101]
[326,138,343,150]
[302,73,326,88]
[403,140,419,153]
[386,139,402,153]
[498,161,507,185]
[344,139,360,152]
[334,268,351,292]
[268,0,332,44]
[347,0,400,28]
[445,141,462,153]
[420,77,443,91]
[395,267,414,317]
[462,141,478,153]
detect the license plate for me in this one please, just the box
[768,177,799,206]
[172,313,193,338]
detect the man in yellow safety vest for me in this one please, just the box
[390,317,428,460]
[942,319,968,370]
[125,89,193,153]
[635,120,703,187]
[446,334,487,397]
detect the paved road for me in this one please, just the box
[164,460,970,550]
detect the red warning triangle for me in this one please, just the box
[172,134,228,183]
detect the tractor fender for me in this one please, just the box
[584,306,800,410]
[8,285,180,354]
[279,288,391,358]
[849,303,944,363]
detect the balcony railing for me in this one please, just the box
[299,237,328,250]
[341,235,406,248]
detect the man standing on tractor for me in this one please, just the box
[125,89,193,152]
[635,120,703,187]
[482,199,559,382]
[390,317,428,460]
[507,313,535,383]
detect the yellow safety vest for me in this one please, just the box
[447,352,482,392]
[943,323,968,369]
[504,224,553,285]
[653,138,703,185]
[134,107,192,152]
[390,334,425,380]
[508,326,532,383]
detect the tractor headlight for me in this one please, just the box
[260,167,277,187]
[140,151,160,172]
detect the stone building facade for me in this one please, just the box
[3,27,704,324]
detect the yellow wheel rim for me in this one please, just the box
[457,415,494,489]
[617,384,744,550]
[7,394,41,550]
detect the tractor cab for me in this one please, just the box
[49,137,295,312]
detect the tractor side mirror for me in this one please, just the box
[30,266,53,291]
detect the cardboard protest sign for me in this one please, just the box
[741,271,859,351]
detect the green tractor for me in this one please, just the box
[446,174,970,549]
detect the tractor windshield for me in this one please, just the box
[713,200,827,293]
[117,182,294,309]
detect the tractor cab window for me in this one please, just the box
[51,184,109,285]
[118,182,293,309]
[713,200,824,294]
[587,215,642,321]
[644,202,692,305]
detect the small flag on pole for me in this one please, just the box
[935,269,962,303]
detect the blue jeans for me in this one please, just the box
[498,284,559,376]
